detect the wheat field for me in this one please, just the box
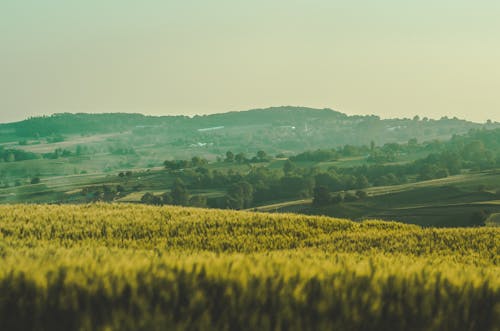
[0,204,498,330]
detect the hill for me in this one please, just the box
[0,204,498,330]
[1,107,497,154]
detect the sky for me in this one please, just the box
[1,0,499,123]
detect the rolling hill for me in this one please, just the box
[1,107,497,153]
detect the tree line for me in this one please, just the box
[132,128,499,209]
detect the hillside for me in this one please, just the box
[0,126,498,229]
[1,107,497,154]
[0,204,498,330]
[255,170,500,227]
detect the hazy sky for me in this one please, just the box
[1,0,499,123]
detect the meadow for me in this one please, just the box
[0,204,498,330]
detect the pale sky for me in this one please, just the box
[1,0,499,123]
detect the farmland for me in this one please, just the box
[0,204,498,330]
[0,111,499,330]
[254,170,500,227]
[0,112,499,228]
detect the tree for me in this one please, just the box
[356,190,368,199]
[226,181,253,209]
[283,160,295,175]
[355,175,369,189]
[102,185,118,202]
[235,153,247,164]
[189,195,207,208]
[280,176,314,199]
[76,145,85,156]
[313,186,331,206]
[463,140,485,160]
[195,167,209,176]
[469,210,488,226]
[161,192,173,205]
[435,168,449,179]
[171,178,189,206]
[225,151,234,162]
[30,177,41,185]
[418,164,440,181]
[6,153,15,162]
[141,193,162,205]
[191,156,207,167]
[116,185,125,194]
[256,150,267,162]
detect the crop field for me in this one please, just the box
[0,204,499,330]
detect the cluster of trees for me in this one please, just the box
[163,151,271,171]
[109,146,136,156]
[141,179,206,207]
[45,134,65,143]
[42,148,73,159]
[290,149,339,162]
[0,147,39,162]
[287,139,432,164]
[0,141,108,163]
[313,186,368,206]
[223,150,270,163]
[6,113,156,137]
[141,165,317,209]
[287,137,483,167]
[139,129,500,210]
[81,185,126,202]
[290,144,371,162]
[118,171,134,178]
[164,157,209,171]
[0,145,90,163]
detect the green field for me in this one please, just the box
[0,204,498,330]
[253,171,500,227]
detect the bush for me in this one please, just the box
[356,190,368,199]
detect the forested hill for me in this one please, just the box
[0,107,497,149]
[0,107,346,136]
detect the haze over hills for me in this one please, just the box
[1,107,497,156]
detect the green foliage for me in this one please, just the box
[82,185,121,202]
[313,185,331,206]
[283,159,295,175]
[140,192,163,205]
[171,178,189,205]
[164,157,208,171]
[225,151,234,162]
[0,147,39,162]
[46,133,65,143]
[226,181,253,209]
[235,152,248,164]
[290,149,338,162]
